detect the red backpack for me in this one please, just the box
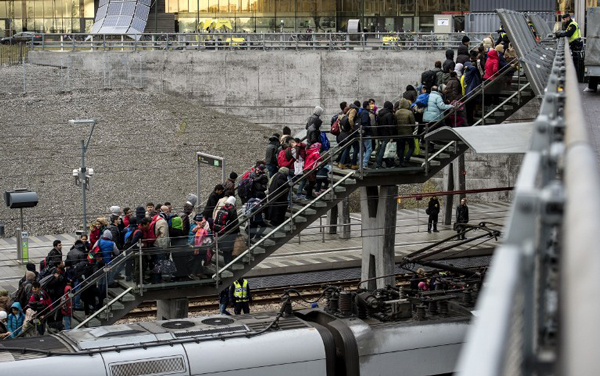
[213,206,230,235]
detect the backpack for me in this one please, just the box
[213,206,230,235]
[330,118,341,136]
[238,177,254,200]
[240,167,255,181]
[421,70,436,89]
[87,244,102,264]
[39,257,48,272]
[339,113,351,132]
[124,229,141,249]
[123,227,135,245]
[319,132,330,151]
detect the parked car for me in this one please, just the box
[1,32,43,45]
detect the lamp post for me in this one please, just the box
[70,119,97,233]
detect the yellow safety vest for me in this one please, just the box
[233,280,249,302]
[568,21,582,44]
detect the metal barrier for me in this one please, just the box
[28,32,492,52]
[456,37,595,375]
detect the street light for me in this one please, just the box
[70,118,97,233]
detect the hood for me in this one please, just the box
[457,44,469,56]
[226,196,236,206]
[399,98,411,110]
[313,106,324,116]
[488,50,499,59]
[64,285,72,294]
[309,142,321,151]
[171,216,183,230]
[383,101,393,111]
[464,61,473,68]
[102,229,113,240]
[269,134,280,142]
[455,63,464,74]
[278,167,290,175]
[445,49,454,59]
[483,38,493,48]
[11,301,23,313]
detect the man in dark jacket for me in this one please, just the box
[265,134,280,178]
[66,240,88,267]
[107,215,123,250]
[456,36,470,65]
[19,263,39,287]
[202,184,225,223]
[455,198,469,240]
[442,49,456,76]
[230,277,252,315]
[427,196,441,233]
[360,101,374,168]
[306,120,322,148]
[305,106,324,130]
[46,240,63,269]
[219,286,231,315]
[223,172,238,197]
[375,101,396,169]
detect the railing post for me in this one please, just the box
[425,123,430,176]
[481,80,486,126]
[359,126,364,177]
[138,239,143,296]
[215,234,220,288]
[329,150,334,201]
[518,65,522,105]
[262,33,265,51]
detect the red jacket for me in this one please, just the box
[89,228,100,246]
[28,290,52,312]
[483,50,499,80]
[61,285,72,316]
[277,148,295,169]
[304,143,322,172]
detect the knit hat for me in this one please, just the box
[110,206,121,216]
[0,311,7,320]
[171,216,183,230]
[226,196,236,206]
[194,213,204,222]
[26,262,36,272]
[129,217,138,226]
[230,172,238,180]
[186,193,198,207]
[314,106,324,116]
[462,35,470,44]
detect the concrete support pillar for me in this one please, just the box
[360,185,398,290]
[338,197,351,239]
[327,205,338,235]
[157,297,189,320]
[443,162,455,226]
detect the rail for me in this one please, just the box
[74,287,133,329]
[26,32,493,52]
[457,37,589,375]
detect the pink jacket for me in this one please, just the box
[304,143,322,172]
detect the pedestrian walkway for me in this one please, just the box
[0,202,510,293]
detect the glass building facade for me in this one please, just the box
[1,0,478,36]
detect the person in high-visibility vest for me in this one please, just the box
[496,25,509,48]
[230,277,252,315]
[555,13,583,62]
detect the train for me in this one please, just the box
[0,284,476,376]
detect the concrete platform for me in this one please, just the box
[0,202,510,293]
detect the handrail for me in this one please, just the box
[214,170,357,279]
[74,287,133,329]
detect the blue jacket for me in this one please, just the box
[464,62,482,99]
[423,91,454,123]
[7,302,24,338]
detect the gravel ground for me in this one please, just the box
[0,64,275,237]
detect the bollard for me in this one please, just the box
[0,223,4,237]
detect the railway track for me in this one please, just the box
[124,263,486,319]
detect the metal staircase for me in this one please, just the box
[19,43,546,331]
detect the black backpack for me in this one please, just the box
[421,70,436,89]
[213,207,230,235]
[124,229,141,250]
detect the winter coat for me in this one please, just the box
[265,137,280,166]
[305,113,323,130]
[444,77,462,103]
[423,91,454,123]
[456,44,470,65]
[394,99,416,136]
[223,177,236,197]
[223,204,240,235]
[277,147,296,169]
[402,88,418,103]
[251,171,269,196]
[347,105,359,130]
[46,247,63,269]
[456,204,469,223]
[61,285,72,316]
[92,229,119,264]
[483,50,500,80]
[107,223,122,250]
[202,191,224,219]
[46,269,66,302]
[154,215,170,249]
[377,103,396,137]
[7,302,24,338]
[306,123,321,147]
[28,290,52,313]
[464,61,482,97]
[428,198,441,216]
[304,143,322,171]
[433,67,444,87]
[360,109,373,136]
[266,167,290,226]
[442,50,456,73]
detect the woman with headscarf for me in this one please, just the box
[305,105,324,130]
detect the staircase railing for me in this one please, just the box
[7,242,139,337]
[74,287,133,329]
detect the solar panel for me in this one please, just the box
[121,2,136,15]
[135,5,150,21]
[91,0,150,38]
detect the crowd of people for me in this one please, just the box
[0,31,519,339]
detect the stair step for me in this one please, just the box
[271,231,287,238]
[109,287,136,302]
[291,205,316,215]
[103,298,125,311]
[232,263,245,270]
[220,270,234,278]
[285,213,308,223]
[312,200,327,208]
[72,312,103,327]
[334,186,346,193]
[252,246,266,254]
[410,157,441,166]
[261,238,276,246]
